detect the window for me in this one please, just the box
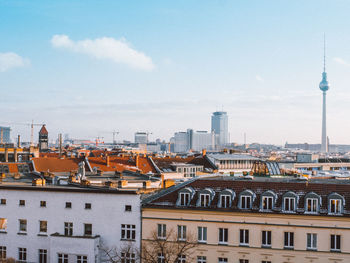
[199,194,210,207]
[240,229,249,246]
[39,249,47,263]
[179,192,190,206]
[158,253,165,263]
[262,230,271,247]
[239,260,249,263]
[39,220,47,233]
[218,258,228,263]
[307,233,317,250]
[77,255,88,263]
[0,218,7,231]
[178,225,187,241]
[19,219,27,232]
[157,224,166,239]
[0,246,6,260]
[65,202,72,208]
[177,254,186,263]
[330,234,341,251]
[18,247,27,262]
[262,196,273,210]
[241,195,251,209]
[284,232,294,249]
[125,205,132,211]
[58,253,68,263]
[85,203,91,209]
[121,224,136,240]
[330,199,341,214]
[220,195,231,208]
[198,226,207,243]
[0,199,6,205]
[219,228,228,244]
[64,222,73,236]
[197,256,206,263]
[84,223,92,236]
[40,201,46,207]
[19,200,25,206]
[284,197,295,212]
[262,261,271,263]
[306,198,318,213]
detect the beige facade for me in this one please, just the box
[142,208,350,263]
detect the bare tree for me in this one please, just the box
[141,228,198,263]
[100,241,138,263]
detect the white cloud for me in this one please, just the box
[255,74,264,82]
[333,57,350,67]
[0,52,29,72]
[51,34,155,71]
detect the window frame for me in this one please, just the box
[39,220,47,233]
[157,224,166,239]
[84,223,92,236]
[240,195,252,209]
[262,230,272,247]
[0,246,6,260]
[197,256,206,263]
[121,224,136,241]
[40,201,46,207]
[0,218,7,231]
[18,247,27,262]
[218,228,228,245]
[19,219,27,233]
[177,225,187,241]
[179,192,190,206]
[305,198,318,213]
[307,233,317,250]
[64,222,73,236]
[197,226,207,243]
[330,234,341,251]
[283,197,296,212]
[239,229,249,246]
[261,196,273,211]
[284,232,294,249]
[38,249,47,263]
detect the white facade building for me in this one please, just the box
[173,129,215,153]
[0,185,141,263]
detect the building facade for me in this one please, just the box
[142,177,350,263]
[135,132,148,144]
[0,185,141,263]
[0,127,11,144]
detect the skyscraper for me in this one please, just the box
[319,38,330,153]
[211,111,228,146]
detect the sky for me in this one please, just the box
[1,0,350,145]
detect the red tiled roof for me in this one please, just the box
[39,125,48,135]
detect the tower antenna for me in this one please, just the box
[323,33,326,72]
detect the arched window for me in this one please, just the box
[238,190,256,209]
[218,189,235,208]
[282,191,298,213]
[304,192,321,214]
[196,188,215,207]
[260,190,277,211]
[176,187,195,206]
[328,193,345,215]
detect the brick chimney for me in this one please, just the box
[106,155,110,167]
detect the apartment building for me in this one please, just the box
[142,176,350,263]
[0,183,141,263]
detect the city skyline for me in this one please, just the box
[2,1,350,144]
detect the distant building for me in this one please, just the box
[38,125,48,152]
[135,132,148,144]
[173,129,215,153]
[0,126,11,143]
[211,111,228,146]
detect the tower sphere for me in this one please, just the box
[319,72,329,92]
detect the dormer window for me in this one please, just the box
[176,187,195,207]
[260,190,277,211]
[196,188,215,207]
[282,191,298,213]
[238,190,256,210]
[200,194,210,207]
[328,193,344,215]
[180,193,190,206]
[218,189,235,208]
[304,192,321,214]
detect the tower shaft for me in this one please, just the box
[321,91,327,152]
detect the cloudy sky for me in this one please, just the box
[1,0,350,145]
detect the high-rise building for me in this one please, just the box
[135,132,148,144]
[0,127,11,143]
[173,129,215,153]
[319,38,330,153]
[211,111,228,146]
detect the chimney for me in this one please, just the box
[136,154,140,168]
[202,149,207,156]
[17,135,21,148]
[106,155,110,167]
[0,128,3,144]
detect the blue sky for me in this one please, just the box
[1,0,350,144]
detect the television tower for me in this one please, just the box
[319,36,329,153]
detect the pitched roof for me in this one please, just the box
[39,125,48,135]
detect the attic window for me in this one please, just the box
[196,188,215,208]
[199,194,210,207]
[238,190,256,209]
[328,193,344,215]
[218,189,235,208]
[282,191,298,213]
[179,193,190,206]
[304,192,321,214]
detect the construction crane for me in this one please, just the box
[0,121,45,146]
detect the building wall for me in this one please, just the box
[0,188,141,263]
[211,112,228,146]
[0,127,11,144]
[142,208,350,263]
